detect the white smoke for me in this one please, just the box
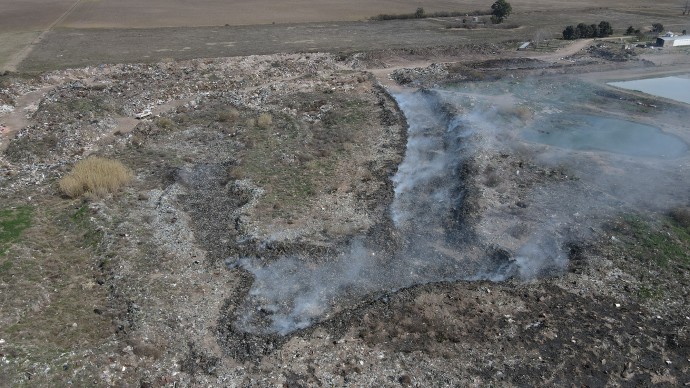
[233,240,380,335]
[230,79,690,334]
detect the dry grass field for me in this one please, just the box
[45,0,690,29]
[0,0,75,71]
[0,0,76,33]
[2,0,683,32]
[13,9,690,72]
[2,0,688,71]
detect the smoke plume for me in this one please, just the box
[229,78,690,335]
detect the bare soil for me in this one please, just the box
[12,0,678,30]
[1,3,690,387]
[8,3,690,72]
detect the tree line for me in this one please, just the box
[370,0,513,24]
[562,21,613,40]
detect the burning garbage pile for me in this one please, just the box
[227,77,690,336]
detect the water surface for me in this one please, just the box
[523,114,687,158]
[608,76,690,104]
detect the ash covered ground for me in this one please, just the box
[0,42,689,387]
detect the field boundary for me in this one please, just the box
[3,0,83,72]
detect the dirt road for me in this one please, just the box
[3,0,82,71]
[527,38,593,62]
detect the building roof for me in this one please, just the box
[658,34,690,41]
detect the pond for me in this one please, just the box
[608,76,690,104]
[522,114,688,158]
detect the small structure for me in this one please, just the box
[656,32,690,47]
[517,42,531,50]
[135,109,152,119]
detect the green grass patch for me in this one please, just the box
[70,204,104,249]
[240,116,317,208]
[0,259,13,273]
[619,214,690,268]
[637,285,664,300]
[0,206,33,256]
[0,202,110,385]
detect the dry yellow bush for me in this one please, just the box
[218,108,240,123]
[59,157,133,198]
[257,112,273,129]
[497,105,532,122]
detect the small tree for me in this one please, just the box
[590,24,600,37]
[625,25,635,35]
[563,26,577,40]
[576,23,591,38]
[652,23,664,33]
[533,29,549,46]
[599,21,613,36]
[415,7,425,18]
[491,0,512,23]
[563,25,577,40]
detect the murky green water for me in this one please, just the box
[523,114,688,158]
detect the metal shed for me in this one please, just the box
[656,33,690,47]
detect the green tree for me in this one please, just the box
[598,21,613,36]
[590,23,600,37]
[491,0,512,23]
[576,23,591,38]
[652,23,664,33]
[563,25,577,40]
[625,25,635,35]
[415,7,425,18]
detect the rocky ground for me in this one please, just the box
[0,43,689,387]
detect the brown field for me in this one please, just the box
[0,0,75,70]
[13,8,690,72]
[2,0,688,71]
[2,0,684,32]
[0,0,75,33]
[2,0,684,31]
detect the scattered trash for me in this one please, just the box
[135,109,152,119]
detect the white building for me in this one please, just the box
[656,32,690,47]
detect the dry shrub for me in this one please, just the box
[155,117,175,130]
[59,157,133,198]
[669,207,690,228]
[217,108,240,123]
[257,113,273,129]
[498,105,532,121]
[484,171,501,187]
[513,106,533,121]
